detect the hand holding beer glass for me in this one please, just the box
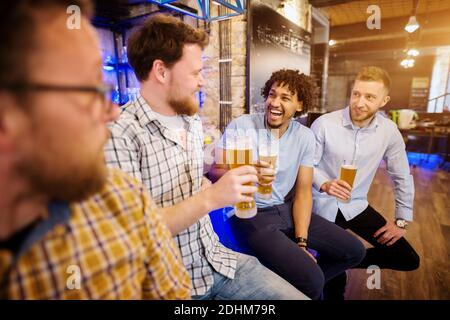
[224,135,258,219]
[338,159,357,202]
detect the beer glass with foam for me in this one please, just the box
[224,135,257,219]
[339,159,357,202]
[257,142,278,199]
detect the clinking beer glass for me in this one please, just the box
[225,135,257,219]
[257,143,278,200]
[339,159,357,203]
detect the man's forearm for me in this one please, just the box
[162,164,258,235]
[292,190,313,239]
[388,158,415,221]
[393,176,414,221]
[386,138,415,221]
[160,188,217,236]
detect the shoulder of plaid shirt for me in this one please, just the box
[0,168,191,299]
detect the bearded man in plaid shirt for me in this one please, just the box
[104,14,308,300]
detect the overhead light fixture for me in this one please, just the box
[404,0,420,33]
[328,39,336,46]
[407,48,420,56]
[405,16,420,33]
[400,58,415,68]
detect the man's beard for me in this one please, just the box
[168,95,199,116]
[15,151,108,203]
[265,113,283,129]
[266,121,283,129]
[350,107,377,122]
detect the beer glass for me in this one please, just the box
[257,142,278,199]
[339,159,357,203]
[224,135,257,219]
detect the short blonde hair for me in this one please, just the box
[355,66,391,92]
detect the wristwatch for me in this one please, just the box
[395,218,409,229]
[295,237,308,248]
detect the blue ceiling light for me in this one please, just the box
[148,0,246,21]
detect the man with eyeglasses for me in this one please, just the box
[0,0,193,299]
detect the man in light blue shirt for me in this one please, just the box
[311,66,420,296]
[210,69,365,300]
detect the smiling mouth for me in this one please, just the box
[268,108,283,117]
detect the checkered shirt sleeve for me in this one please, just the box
[104,95,238,296]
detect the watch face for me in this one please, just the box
[396,220,406,228]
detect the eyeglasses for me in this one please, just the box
[0,82,115,114]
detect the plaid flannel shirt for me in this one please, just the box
[104,94,238,296]
[0,169,191,299]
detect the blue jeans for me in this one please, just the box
[192,252,309,300]
[229,202,366,300]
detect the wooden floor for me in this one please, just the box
[345,158,450,300]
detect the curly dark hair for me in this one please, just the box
[261,69,316,117]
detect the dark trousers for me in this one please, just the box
[323,205,421,300]
[229,202,366,300]
[335,205,420,271]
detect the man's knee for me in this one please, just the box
[249,254,323,300]
[306,271,325,300]
[288,267,324,300]
[246,255,310,300]
[341,234,366,267]
[389,241,420,271]
[349,238,367,266]
[402,249,420,271]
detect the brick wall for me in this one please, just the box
[200,0,312,128]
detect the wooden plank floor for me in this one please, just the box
[345,160,450,300]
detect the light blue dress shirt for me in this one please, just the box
[310,107,414,223]
[223,113,315,208]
